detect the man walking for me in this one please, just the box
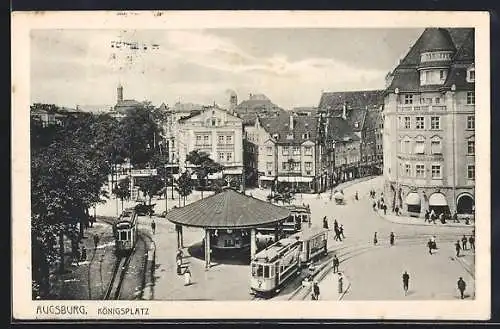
[427,239,434,255]
[461,235,468,250]
[469,235,475,250]
[339,224,345,239]
[373,232,378,245]
[457,277,466,299]
[455,240,462,257]
[389,232,395,246]
[312,281,320,300]
[151,219,156,235]
[323,216,329,229]
[402,271,410,296]
[332,254,340,273]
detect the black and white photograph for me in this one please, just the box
[12,11,490,320]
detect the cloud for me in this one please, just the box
[30,29,390,109]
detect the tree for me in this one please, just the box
[113,177,131,211]
[185,150,224,199]
[176,171,193,206]
[136,175,163,205]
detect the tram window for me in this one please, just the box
[119,231,127,241]
[257,265,264,277]
[252,264,257,276]
[270,266,275,277]
[264,266,270,278]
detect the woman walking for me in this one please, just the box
[184,267,192,286]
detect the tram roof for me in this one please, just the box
[290,227,329,241]
[253,238,298,262]
[165,188,290,229]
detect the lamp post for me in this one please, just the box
[164,160,168,218]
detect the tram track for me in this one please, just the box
[286,231,467,300]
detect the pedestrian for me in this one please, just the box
[176,257,182,275]
[455,240,461,257]
[151,219,156,235]
[457,277,466,299]
[81,246,87,261]
[402,271,410,296]
[377,200,381,209]
[383,204,387,215]
[183,267,192,286]
[311,281,320,300]
[339,224,345,239]
[73,248,80,266]
[453,211,459,223]
[373,232,378,245]
[431,235,437,249]
[469,235,475,250]
[334,228,342,242]
[427,239,433,255]
[355,191,359,201]
[332,254,340,273]
[323,216,329,229]
[334,219,338,231]
[338,273,344,294]
[93,234,100,250]
[390,232,395,246]
[439,212,445,224]
[425,210,430,223]
[395,206,399,216]
[461,235,468,250]
[372,201,377,211]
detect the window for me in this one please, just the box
[430,116,441,130]
[404,117,411,129]
[286,134,294,140]
[226,135,233,144]
[266,162,273,171]
[302,133,310,139]
[218,135,225,144]
[211,118,216,126]
[431,138,442,154]
[282,162,288,170]
[404,95,413,105]
[414,139,425,154]
[467,66,475,82]
[266,146,273,156]
[467,140,475,155]
[467,116,475,130]
[467,92,475,105]
[439,70,446,80]
[405,163,411,176]
[431,165,442,179]
[292,146,300,156]
[196,135,202,145]
[305,162,312,169]
[226,153,233,162]
[203,135,209,145]
[416,117,425,129]
[435,97,441,104]
[415,164,425,178]
[467,165,475,180]
[282,147,289,155]
[404,140,411,153]
[218,152,225,161]
[119,231,127,241]
[304,146,313,156]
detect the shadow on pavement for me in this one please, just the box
[187,241,251,266]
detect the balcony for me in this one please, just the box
[397,105,446,112]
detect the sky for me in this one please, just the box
[30,28,424,110]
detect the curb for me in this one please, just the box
[142,240,156,300]
[375,211,474,228]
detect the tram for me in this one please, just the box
[256,204,312,243]
[250,227,329,297]
[113,208,139,255]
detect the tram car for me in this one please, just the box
[113,208,139,255]
[256,204,312,242]
[250,227,329,297]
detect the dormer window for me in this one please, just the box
[467,65,475,83]
[286,134,294,140]
[272,133,279,139]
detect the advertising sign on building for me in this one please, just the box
[130,169,158,177]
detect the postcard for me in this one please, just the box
[12,10,490,320]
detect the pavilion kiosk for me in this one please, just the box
[165,187,290,269]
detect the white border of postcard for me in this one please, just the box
[12,10,491,320]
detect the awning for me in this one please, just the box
[405,192,421,205]
[223,168,243,175]
[259,176,275,181]
[277,176,314,183]
[429,193,447,206]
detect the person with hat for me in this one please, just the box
[402,271,410,296]
[312,281,320,300]
[332,255,340,273]
[457,277,466,299]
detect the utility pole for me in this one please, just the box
[164,161,168,218]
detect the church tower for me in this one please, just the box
[117,83,123,103]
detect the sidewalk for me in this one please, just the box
[319,270,351,301]
[375,209,475,229]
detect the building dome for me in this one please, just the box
[419,28,456,53]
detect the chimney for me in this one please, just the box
[342,102,347,120]
[289,114,294,130]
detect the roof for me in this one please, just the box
[364,109,381,131]
[345,108,367,132]
[234,97,286,116]
[387,28,474,93]
[253,238,299,262]
[165,188,290,228]
[259,114,318,144]
[292,107,318,116]
[115,99,143,113]
[290,227,329,242]
[318,90,384,112]
[326,116,360,142]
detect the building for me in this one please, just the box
[318,90,384,181]
[254,113,320,193]
[177,105,244,187]
[234,93,287,125]
[291,107,318,117]
[111,83,143,120]
[364,107,385,175]
[383,28,475,218]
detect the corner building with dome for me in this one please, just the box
[383,28,475,218]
